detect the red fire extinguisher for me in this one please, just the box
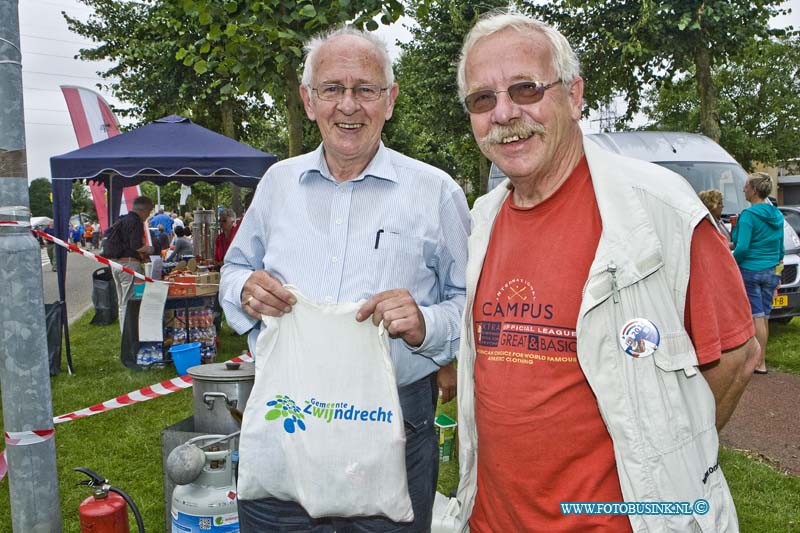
[75,467,145,533]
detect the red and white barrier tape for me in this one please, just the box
[5,429,55,446]
[0,220,218,287]
[0,353,252,481]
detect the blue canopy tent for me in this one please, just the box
[49,115,277,372]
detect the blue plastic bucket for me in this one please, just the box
[169,342,202,375]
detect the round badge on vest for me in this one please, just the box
[619,318,660,358]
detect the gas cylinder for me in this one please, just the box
[171,435,239,532]
[78,487,129,533]
[75,467,144,533]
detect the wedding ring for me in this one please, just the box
[244,295,254,307]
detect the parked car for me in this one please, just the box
[488,131,800,322]
[779,206,800,237]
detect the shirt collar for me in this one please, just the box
[299,142,398,184]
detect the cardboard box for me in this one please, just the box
[166,273,218,297]
[435,413,457,462]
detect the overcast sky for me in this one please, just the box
[17,0,800,182]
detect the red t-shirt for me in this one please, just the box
[469,157,753,532]
[214,224,239,263]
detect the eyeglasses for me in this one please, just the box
[313,84,388,102]
[464,80,562,114]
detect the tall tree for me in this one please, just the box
[28,178,53,218]
[642,34,800,170]
[538,0,790,141]
[176,0,405,157]
[385,0,507,197]
[71,181,96,219]
[65,1,274,148]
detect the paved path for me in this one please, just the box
[41,245,98,325]
[719,371,800,475]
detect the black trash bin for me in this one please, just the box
[44,302,63,376]
[91,266,118,326]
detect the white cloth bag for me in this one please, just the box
[237,288,414,522]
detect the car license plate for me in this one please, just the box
[773,295,788,308]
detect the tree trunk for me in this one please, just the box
[220,99,242,216]
[284,61,305,157]
[694,41,721,142]
[478,155,490,196]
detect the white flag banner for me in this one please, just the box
[180,184,192,206]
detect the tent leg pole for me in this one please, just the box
[63,301,74,374]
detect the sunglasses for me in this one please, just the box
[464,80,562,114]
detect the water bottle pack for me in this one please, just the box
[136,342,164,368]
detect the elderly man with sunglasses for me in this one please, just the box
[454,12,759,533]
[219,26,469,532]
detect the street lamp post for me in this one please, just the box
[0,1,62,530]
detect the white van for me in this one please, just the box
[488,132,800,322]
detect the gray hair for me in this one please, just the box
[219,208,236,221]
[301,26,394,88]
[748,172,774,199]
[456,11,580,101]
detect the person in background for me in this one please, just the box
[78,221,86,247]
[173,212,186,231]
[732,172,784,375]
[220,26,469,531]
[150,208,174,237]
[153,223,170,257]
[103,195,155,331]
[70,225,81,247]
[454,11,758,532]
[213,208,238,268]
[91,224,101,249]
[166,225,193,263]
[44,220,57,272]
[84,222,95,250]
[698,189,733,247]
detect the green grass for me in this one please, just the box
[721,447,800,532]
[435,398,459,497]
[2,312,799,531]
[767,318,800,373]
[0,313,249,532]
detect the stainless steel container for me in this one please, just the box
[187,361,254,435]
[191,209,218,261]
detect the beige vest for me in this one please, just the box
[455,140,739,532]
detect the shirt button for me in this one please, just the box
[331,256,338,263]
[335,218,343,225]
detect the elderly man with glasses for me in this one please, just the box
[454,11,759,533]
[219,26,469,532]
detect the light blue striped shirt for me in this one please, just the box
[220,143,470,386]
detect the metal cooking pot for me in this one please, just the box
[187,361,254,435]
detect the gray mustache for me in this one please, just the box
[481,121,545,145]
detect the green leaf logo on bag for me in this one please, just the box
[264,394,306,433]
[265,395,395,434]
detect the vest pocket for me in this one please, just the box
[631,332,702,454]
[653,333,698,372]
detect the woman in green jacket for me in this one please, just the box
[732,172,784,374]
